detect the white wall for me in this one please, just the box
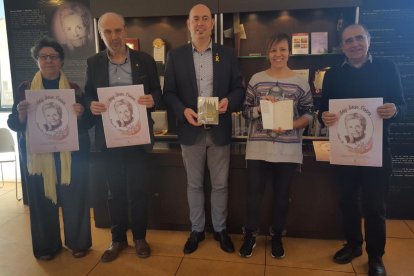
[0,112,21,181]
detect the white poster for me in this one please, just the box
[329,98,383,167]
[97,85,150,148]
[25,89,79,153]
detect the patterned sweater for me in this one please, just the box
[242,71,314,163]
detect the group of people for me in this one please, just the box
[7,3,405,276]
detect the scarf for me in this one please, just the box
[27,70,72,204]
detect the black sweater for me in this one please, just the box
[318,57,406,148]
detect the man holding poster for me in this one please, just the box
[85,12,161,262]
[319,24,405,276]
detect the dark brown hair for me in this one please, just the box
[266,33,291,54]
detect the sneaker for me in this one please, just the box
[239,228,256,258]
[271,237,285,259]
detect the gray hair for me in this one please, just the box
[97,12,125,33]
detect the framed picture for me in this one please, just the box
[125,38,140,51]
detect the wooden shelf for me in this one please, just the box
[238,53,343,59]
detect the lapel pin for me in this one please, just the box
[215,53,220,62]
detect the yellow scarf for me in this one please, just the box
[27,71,72,204]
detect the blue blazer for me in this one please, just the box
[163,43,244,146]
[84,49,162,151]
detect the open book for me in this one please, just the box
[260,99,293,130]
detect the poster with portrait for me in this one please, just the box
[97,85,150,148]
[329,98,383,167]
[4,0,95,101]
[25,89,79,154]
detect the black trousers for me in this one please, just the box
[27,152,91,258]
[245,160,297,236]
[334,152,391,257]
[102,146,150,242]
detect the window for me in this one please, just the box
[0,0,13,110]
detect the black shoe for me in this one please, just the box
[72,249,88,258]
[271,237,285,258]
[134,239,151,258]
[239,228,256,258]
[101,241,128,263]
[333,243,363,264]
[214,230,235,253]
[368,256,387,276]
[36,254,54,261]
[183,231,205,254]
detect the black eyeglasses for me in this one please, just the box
[38,54,60,61]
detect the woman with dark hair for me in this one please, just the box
[240,33,314,258]
[7,37,93,260]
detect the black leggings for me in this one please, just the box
[245,160,297,236]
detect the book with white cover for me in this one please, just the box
[292,33,309,55]
[311,32,328,54]
[260,99,293,130]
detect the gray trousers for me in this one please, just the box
[181,130,230,232]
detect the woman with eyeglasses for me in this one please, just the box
[239,33,314,258]
[7,37,93,260]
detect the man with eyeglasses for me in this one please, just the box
[84,12,161,262]
[319,24,406,276]
[163,3,244,254]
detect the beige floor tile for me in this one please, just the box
[0,213,32,246]
[145,229,187,257]
[0,189,26,215]
[0,182,16,196]
[0,210,19,227]
[265,237,354,273]
[404,220,414,234]
[177,258,264,276]
[266,265,356,275]
[0,246,101,276]
[386,220,414,238]
[89,254,181,276]
[352,237,414,275]
[183,233,266,264]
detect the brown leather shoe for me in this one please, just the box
[101,241,128,263]
[134,239,151,258]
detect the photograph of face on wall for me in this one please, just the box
[51,2,94,54]
[97,85,150,148]
[329,98,383,167]
[25,89,79,154]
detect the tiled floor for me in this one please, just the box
[0,182,413,276]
